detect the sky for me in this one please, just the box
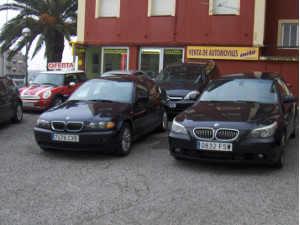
[0,0,74,71]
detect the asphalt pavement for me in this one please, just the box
[0,113,298,225]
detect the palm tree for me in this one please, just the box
[0,0,77,64]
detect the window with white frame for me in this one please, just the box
[148,0,176,16]
[209,0,240,15]
[95,0,120,18]
[278,20,299,49]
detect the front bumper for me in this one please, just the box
[22,99,52,110]
[34,127,119,152]
[169,133,281,164]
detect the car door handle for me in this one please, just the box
[134,110,146,116]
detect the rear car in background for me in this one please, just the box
[7,74,25,89]
[34,75,168,155]
[0,76,23,124]
[102,70,148,78]
[19,71,87,110]
[156,61,217,118]
[169,72,297,168]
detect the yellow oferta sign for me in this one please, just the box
[187,46,259,61]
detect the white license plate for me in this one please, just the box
[198,141,233,152]
[52,134,79,143]
[168,102,176,108]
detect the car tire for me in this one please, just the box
[11,102,23,123]
[173,155,184,161]
[52,96,64,107]
[41,147,52,152]
[291,118,298,139]
[115,123,132,156]
[272,134,287,169]
[157,110,168,132]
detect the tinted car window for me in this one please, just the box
[32,73,64,86]
[77,73,87,82]
[200,79,279,104]
[69,79,134,103]
[157,65,204,82]
[65,74,79,84]
[136,84,149,100]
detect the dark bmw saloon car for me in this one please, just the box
[0,76,23,124]
[156,61,217,117]
[169,72,297,168]
[34,75,168,156]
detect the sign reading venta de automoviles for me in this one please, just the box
[187,46,259,61]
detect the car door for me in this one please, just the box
[0,79,12,122]
[276,78,296,137]
[132,83,150,134]
[148,84,163,127]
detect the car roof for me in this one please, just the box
[166,61,215,69]
[217,72,282,80]
[94,75,145,83]
[102,70,144,75]
[40,70,85,75]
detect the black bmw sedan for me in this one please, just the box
[156,61,217,118]
[34,75,168,156]
[169,73,297,168]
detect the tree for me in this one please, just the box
[0,0,77,65]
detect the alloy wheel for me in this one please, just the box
[16,105,23,121]
[162,112,168,130]
[121,127,131,152]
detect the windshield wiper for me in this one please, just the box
[88,99,114,103]
[41,83,56,86]
[232,100,258,104]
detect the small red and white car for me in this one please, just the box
[19,71,87,110]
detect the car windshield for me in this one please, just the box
[200,79,279,104]
[156,65,204,83]
[69,79,134,103]
[32,73,64,86]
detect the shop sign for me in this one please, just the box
[48,62,74,70]
[164,49,183,55]
[187,46,259,61]
[104,49,128,54]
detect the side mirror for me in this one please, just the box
[283,96,297,103]
[69,82,76,87]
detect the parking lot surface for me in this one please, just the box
[0,113,298,225]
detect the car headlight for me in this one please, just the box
[42,90,52,99]
[184,91,200,100]
[36,119,51,130]
[171,120,188,135]
[250,122,278,138]
[86,121,116,130]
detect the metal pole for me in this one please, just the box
[25,42,28,86]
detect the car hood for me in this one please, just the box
[157,81,199,97]
[41,100,132,122]
[176,101,280,126]
[20,85,53,96]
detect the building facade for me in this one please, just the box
[75,0,299,95]
[0,52,26,77]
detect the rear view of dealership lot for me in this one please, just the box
[0,114,298,225]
